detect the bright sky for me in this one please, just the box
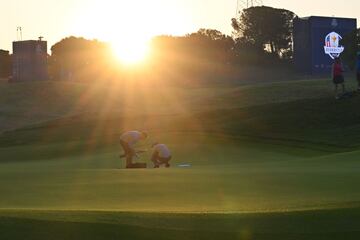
[1,0,359,53]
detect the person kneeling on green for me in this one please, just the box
[151,143,172,168]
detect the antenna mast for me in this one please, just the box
[16,27,23,41]
[236,0,263,18]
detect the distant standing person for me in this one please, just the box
[120,131,148,168]
[151,143,172,168]
[332,57,345,99]
[356,52,360,91]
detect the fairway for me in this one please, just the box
[1,79,360,239]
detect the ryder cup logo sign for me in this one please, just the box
[324,32,344,59]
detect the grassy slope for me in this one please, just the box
[1,79,360,239]
[0,78,344,132]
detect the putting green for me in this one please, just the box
[0,132,359,213]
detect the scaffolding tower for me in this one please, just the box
[236,0,263,18]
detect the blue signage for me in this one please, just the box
[294,16,357,75]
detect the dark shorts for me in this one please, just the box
[333,75,344,84]
[357,72,360,82]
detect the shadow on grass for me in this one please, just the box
[1,206,360,240]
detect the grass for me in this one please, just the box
[0,133,359,212]
[1,78,360,239]
[1,208,360,240]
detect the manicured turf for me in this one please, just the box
[0,78,360,239]
[1,208,360,240]
[1,132,360,212]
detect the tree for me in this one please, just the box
[0,50,11,78]
[341,29,360,70]
[186,29,235,62]
[187,29,230,41]
[151,29,235,64]
[232,6,296,59]
[50,37,112,81]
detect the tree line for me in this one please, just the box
[48,6,299,81]
[1,5,359,81]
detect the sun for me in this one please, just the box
[111,38,150,65]
[72,0,191,65]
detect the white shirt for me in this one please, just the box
[120,131,142,146]
[153,144,171,158]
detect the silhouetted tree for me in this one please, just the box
[341,29,360,70]
[187,29,235,62]
[151,29,234,65]
[188,29,229,41]
[50,37,113,81]
[232,6,296,59]
[0,50,11,78]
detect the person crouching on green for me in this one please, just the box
[151,143,172,168]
